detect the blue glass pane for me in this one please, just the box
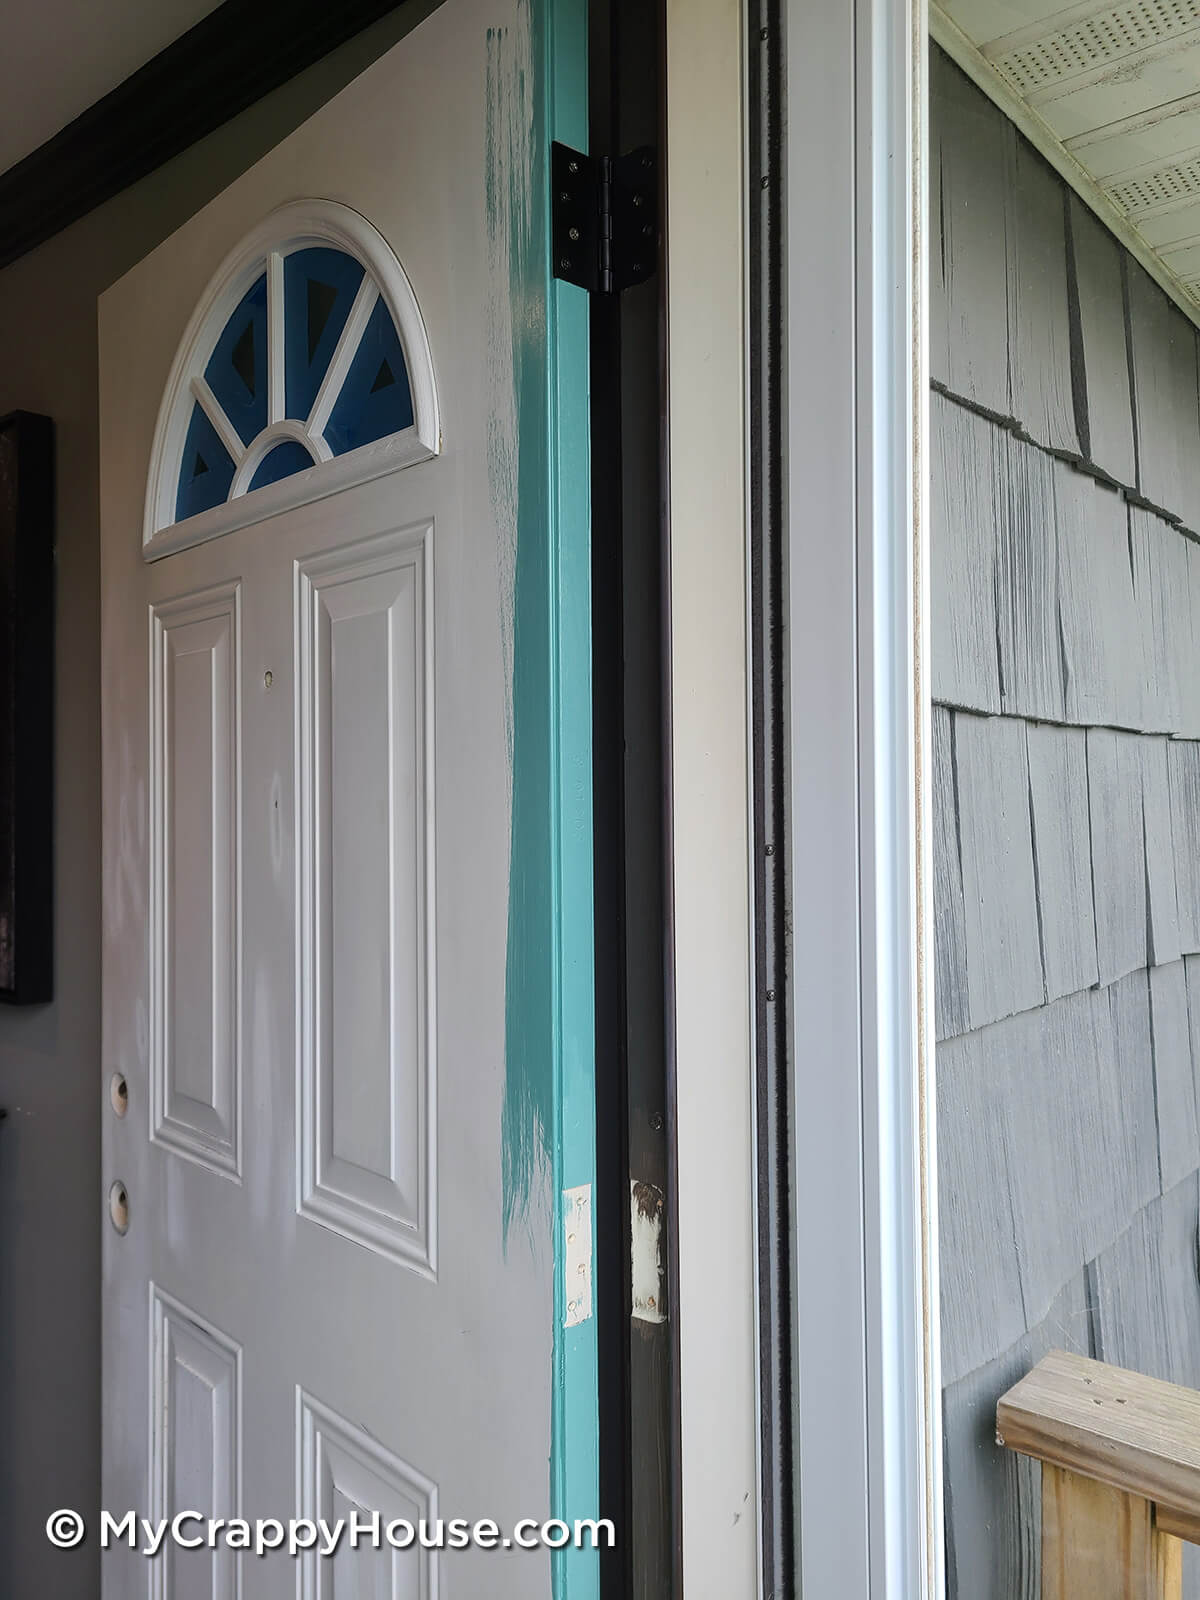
[176,402,236,522]
[325,295,414,457]
[205,273,268,445]
[284,247,365,422]
[248,439,316,492]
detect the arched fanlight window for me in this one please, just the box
[143,201,439,558]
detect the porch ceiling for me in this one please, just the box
[931,0,1200,324]
[0,0,222,177]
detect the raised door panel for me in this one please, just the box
[150,1287,242,1600]
[296,524,434,1272]
[150,583,241,1179]
[298,1389,437,1600]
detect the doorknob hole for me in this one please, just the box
[109,1074,128,1118]
[108,1181,129,1235]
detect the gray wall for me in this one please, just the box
[0,11,430,1593]
[933,47,1200,1598]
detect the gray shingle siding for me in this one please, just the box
[933,46,1200,1597]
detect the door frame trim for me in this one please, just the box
[663,1,760,1592]
[782,0,942,1593]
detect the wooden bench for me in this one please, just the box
[998,1350,1200,1599]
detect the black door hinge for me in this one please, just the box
[552,143,658,295]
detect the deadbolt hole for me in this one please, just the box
[108,1180,129,1235]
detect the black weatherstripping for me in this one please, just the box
[589,0,674,1593]
[748,0,795,1592]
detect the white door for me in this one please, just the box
[98,5,597,1596]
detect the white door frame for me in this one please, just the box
[784,0,940,1590]
[665,0,941,1593]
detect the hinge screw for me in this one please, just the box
[560,258,571,272]
[569,227,580,241]
[765,843,774,857]
[559,190,570,202]
[650,1111,664,1132]
[766,989,776,1002]
[632,192,644,208]
[568,160,579,174]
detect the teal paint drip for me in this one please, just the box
[488,0,598,1594]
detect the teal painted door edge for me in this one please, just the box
[544,1,599,1594]
[490,0,598,1593]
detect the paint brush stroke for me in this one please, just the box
[487,8,554,1242]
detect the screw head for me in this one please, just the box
[632,192,644,208]
[650,1111,664,1132]
[568,226,580,241]
[559,257,572,272]
[568,160,579,174]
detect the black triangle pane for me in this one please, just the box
[192,451,209,478]
[307,279,339,364]
[231,323,256,396]
[370,358,396,394]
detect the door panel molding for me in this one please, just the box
[149,580,243,1183]
[295,521,436,1277]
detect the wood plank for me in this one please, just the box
[1091,1200,1171,1381]
[1068,195,1136,490]
[931,392,1003,714]
[956,710,1044,1030]
[933,706,970,1040]
[1000,983,1157,1331]
[1158,1177,1200,1394]
[1171,745,1200,956]
[1008,137,1079,457]
[997,434,1065,720]
[1144,738,1184,967]
[1129,263,1193,527]
[1011,979,1156,1322]
[937,1027,1029,1383]
[1041,1465,1181,1600]
[1131,508,1190,737]
[1055,466,1144,731]
[1183,543,1200,740]
[1172,746,1200,955]
[1089,728,1151,985]
[1027,721,1098,1003]
[1150,965,1200,1194]
[930,46,1013,419]
[997,1349,1200,1521]
[1100,973,1164,1249]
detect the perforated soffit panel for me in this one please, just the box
[931,0,1200,327]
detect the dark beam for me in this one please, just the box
[0,0,412,271]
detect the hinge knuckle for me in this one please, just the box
[552,142,657,296]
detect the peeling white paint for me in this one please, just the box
[563,1184,592,1327]
[631,1180,665,1325]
